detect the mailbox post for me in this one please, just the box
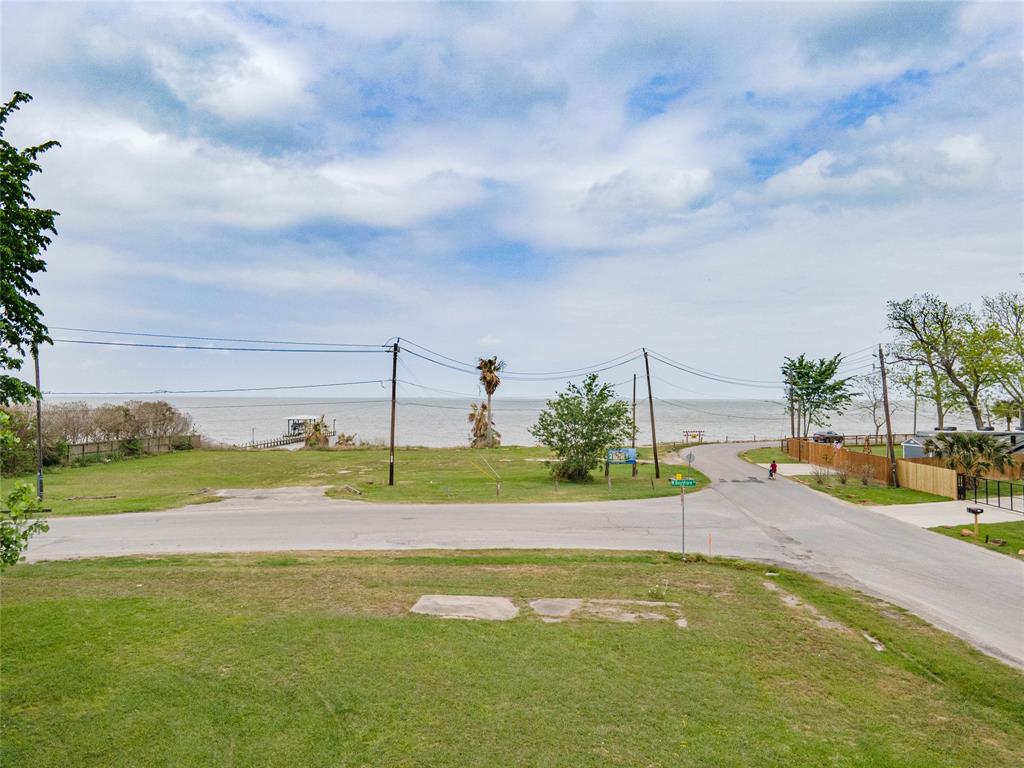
[967,506,984,539]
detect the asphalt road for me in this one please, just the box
[28,442,1024,667]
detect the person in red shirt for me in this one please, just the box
[769,461,778,480]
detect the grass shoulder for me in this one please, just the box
[930,521,1024,560]
[11,446,710,516]
[2,551,1021,767]
[740,446,797,465]
[792,474,951,505]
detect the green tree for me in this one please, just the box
[0,412,48,568]
[983,292,1024,424]
[781,354,853,437]
[890,363,959,430]
[923,432,1016,485]
[887,294,996,429]
[476,356,505,448]
[529,374,631,481]
[992,400,1020,431]
[1,91,58,406]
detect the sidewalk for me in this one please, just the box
[865,500,1022,528]
[757,462,815,477]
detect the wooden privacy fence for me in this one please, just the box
[784,438,892,483]
[784,439,956,499]
[896,460,958,499]
[64,434,200,463]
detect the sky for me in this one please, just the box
[2,1,1022,400]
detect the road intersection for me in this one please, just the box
[28,442,1024,667]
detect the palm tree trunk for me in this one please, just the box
[486,392,493,448]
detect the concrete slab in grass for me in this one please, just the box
[410,594,519,621]
[529,598,583,622]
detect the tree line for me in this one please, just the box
[783,292,1024,438]
[1,400,193,473]
[887,292,1022,430]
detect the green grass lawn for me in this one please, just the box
[2,551,1022,767]
[930,520,1024,560]
[793,475,951,505]
[5,446,708,516]
[740,446,798,464]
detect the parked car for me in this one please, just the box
[812,430,844,444]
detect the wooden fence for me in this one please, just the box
[896,460,958,499]
[65,434,200,462]
[784,438,892,483]
[784,438,955,498]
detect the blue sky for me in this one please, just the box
[2,1,1021,399]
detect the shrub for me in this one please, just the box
[529,374,631,482]
[120,437,143,457]
[858,464,876,486]
[811,465,829,485]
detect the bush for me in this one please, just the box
[858,464,875,486]
[529,374,632,482]
[120,437,143,457]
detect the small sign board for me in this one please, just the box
[606,447,637,465]
[670,477,697,487]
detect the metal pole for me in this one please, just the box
[388,341,399,486]
[680,485,685,556]
[33,348,43,500]
[878,345,899,487]
[643,349,660,479]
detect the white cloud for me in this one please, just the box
[2,2,1020,397]
[939,134,994,170]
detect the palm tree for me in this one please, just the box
[304,415,330,448]
[468,402,500,448]
[476,356,506,448]
[923,432,1016,486]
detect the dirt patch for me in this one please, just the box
[533,597,687,626]
[414,595,688,626]
[763,581,851,633]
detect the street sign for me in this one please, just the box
[670,478,697,487]
[685,452,695,468]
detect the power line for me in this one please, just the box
[646,350,782,389]
[400,338,644,378]
[502,349,643,377]
[401,346,643,382]
[652,396,785,421]
[43,379,388,396]
[396,379,481,398]
[49,326,386,348]
[52,338,388,353]
[653,374,787,402]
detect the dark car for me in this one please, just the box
[812,430,844,444]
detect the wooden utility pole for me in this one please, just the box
[788,387,795,438]
[33,348,43,500]
[643,349,660,479]
[631,374,637,449]
[878,345,899,487]
[388,341,399,486]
